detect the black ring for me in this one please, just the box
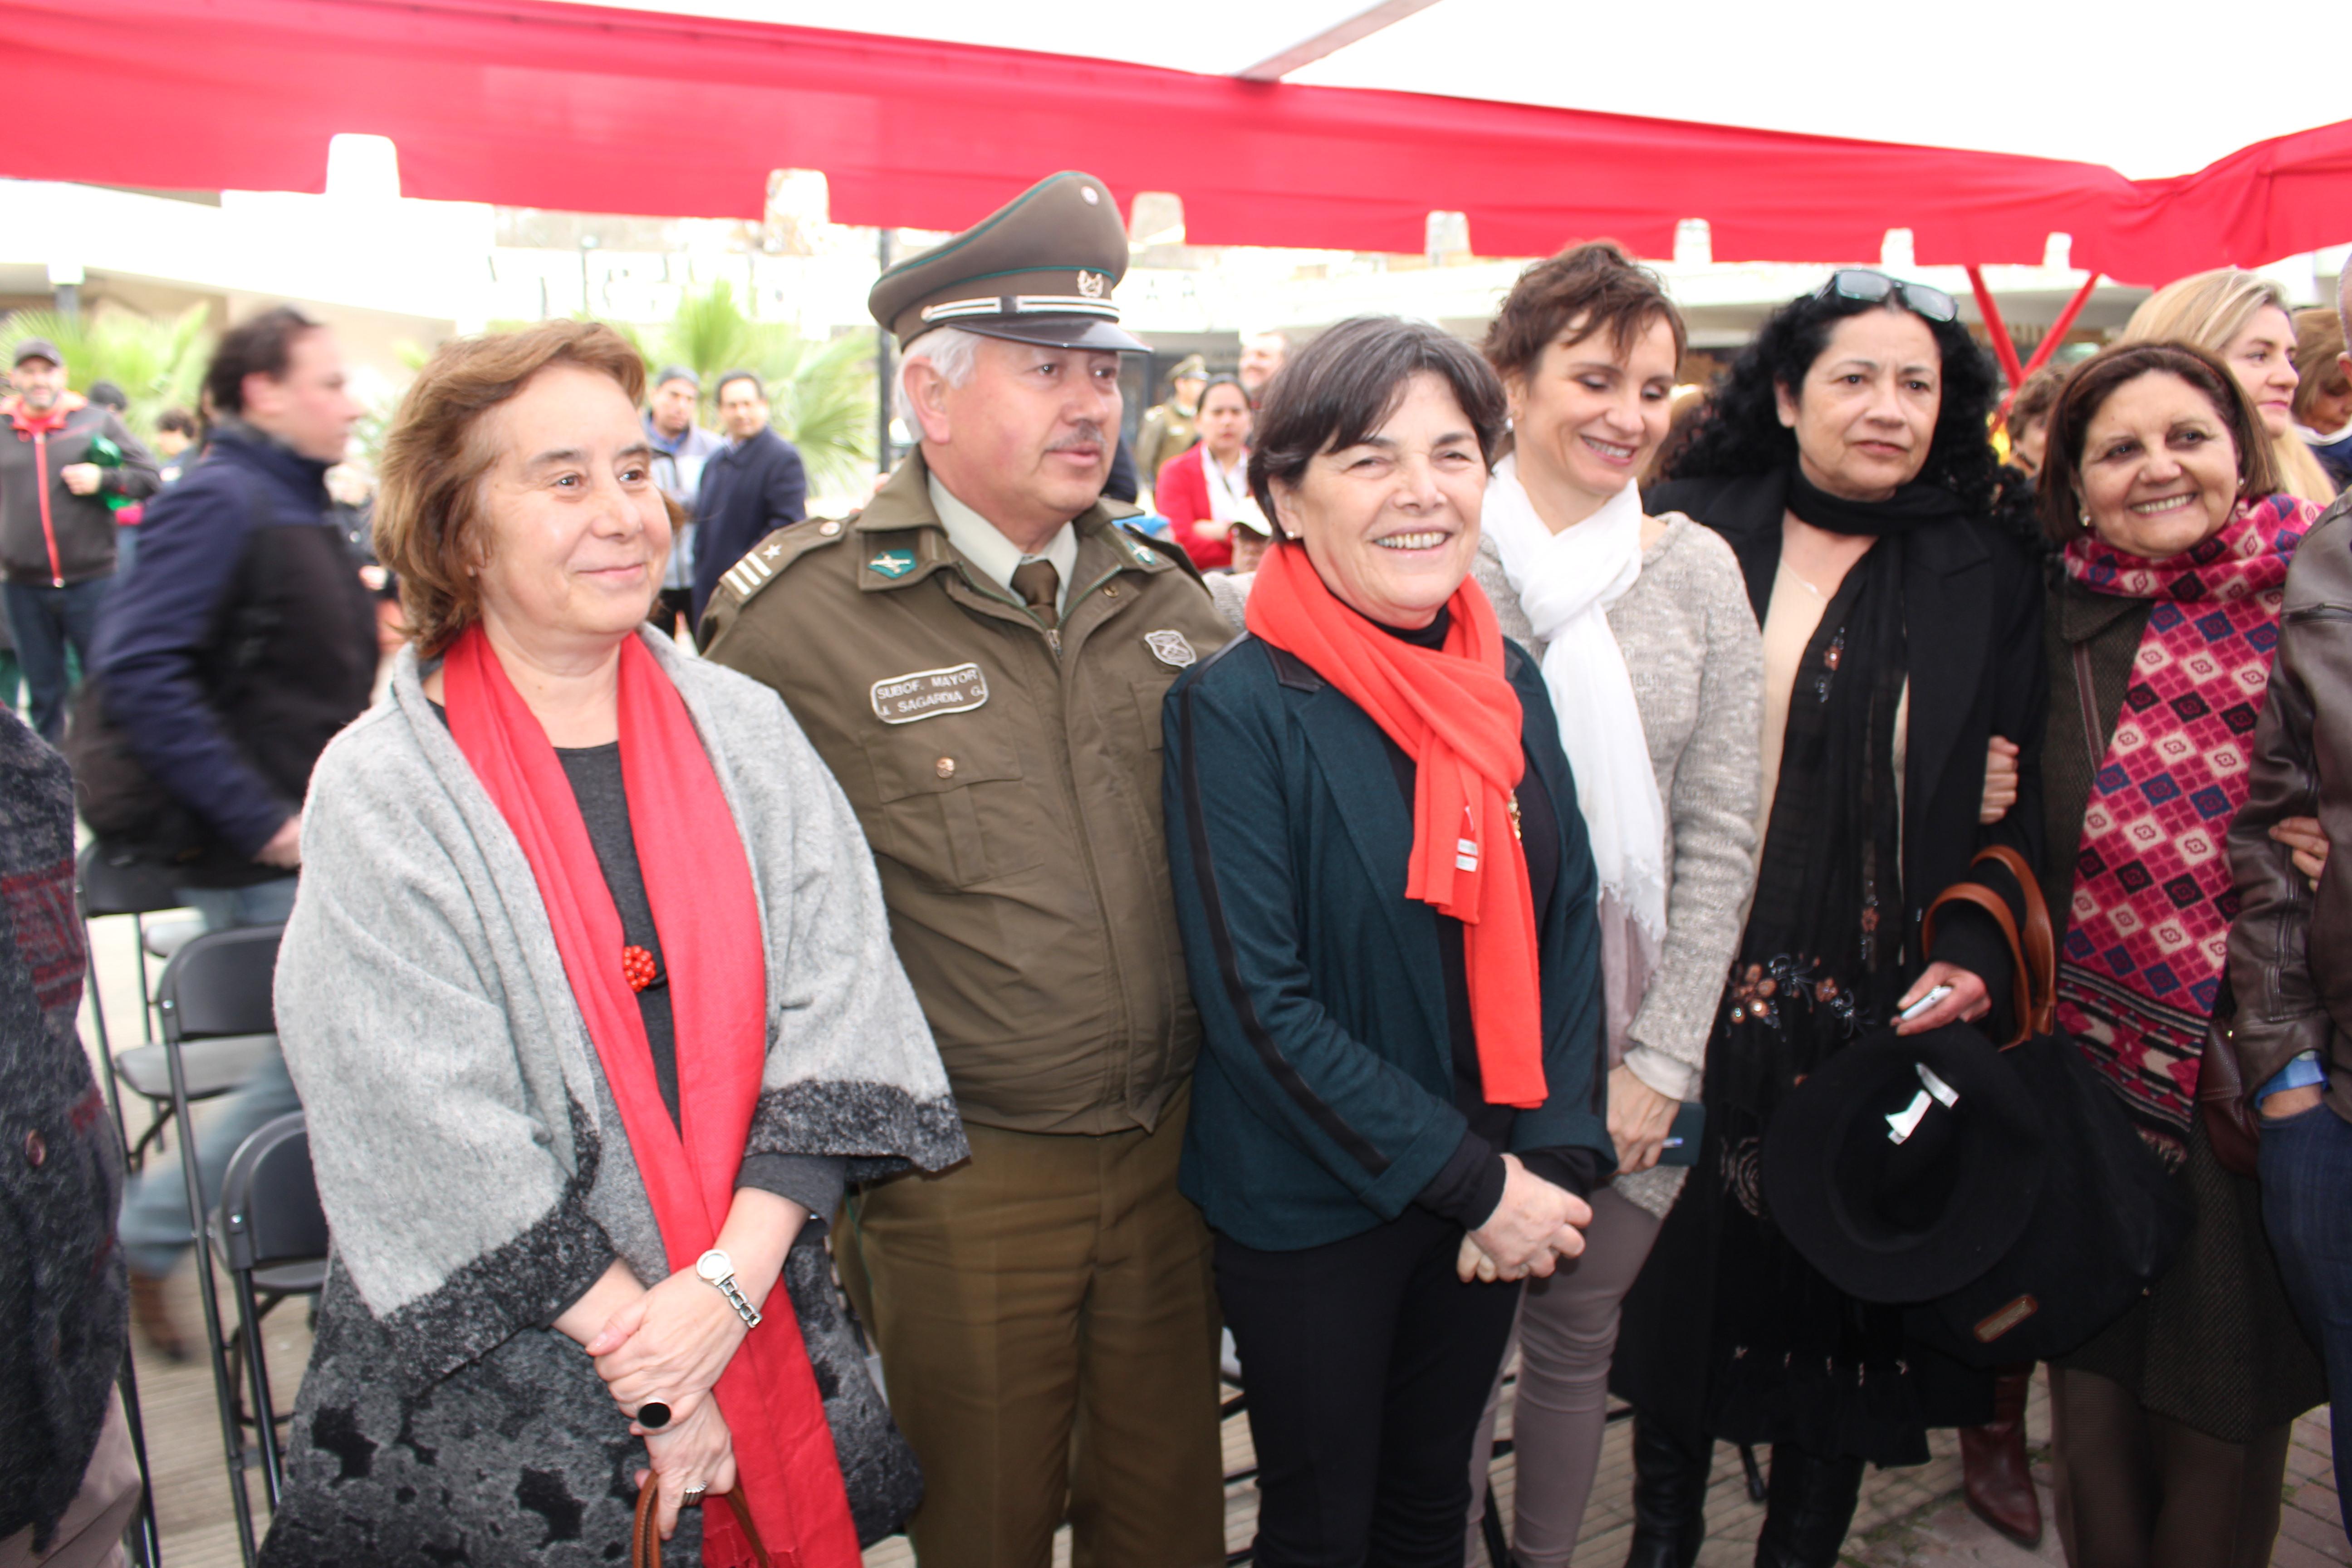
[636,1401,672,1431]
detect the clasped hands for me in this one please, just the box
[577,1264,751,1538]
[1455,1152,1592,1284]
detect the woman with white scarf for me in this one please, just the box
[1462,243,1765,1567]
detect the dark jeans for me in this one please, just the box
[2260,1100,2352,1544]
[2,576,109,741]
[1216,1207,1522,1568]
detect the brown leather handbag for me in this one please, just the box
[2199,1013,2264,1178]
[632,1485,779,1568]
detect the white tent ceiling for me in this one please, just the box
[539,0,2337,181]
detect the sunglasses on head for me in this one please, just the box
[1815,269,1960,325]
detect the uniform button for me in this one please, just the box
[818,520,842,536]
[936,757,956,779]
[24,1130,45,1168]
[1104,584,1120,598]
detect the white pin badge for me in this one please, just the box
[1145,629,1196,668]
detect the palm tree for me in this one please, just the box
[644,282,876,495]
[0,303,213,437]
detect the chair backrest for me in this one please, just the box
[218,1112,328,1273]
[76,843,186,920]
[157,925,283,1041]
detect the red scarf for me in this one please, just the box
[442,626,857,1568]
[1244,543,1548,1107]
[2055,494,2314,1156]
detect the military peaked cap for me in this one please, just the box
[869,171,1147,353]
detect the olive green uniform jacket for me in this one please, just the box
[701,451,1235,1136]
[1134,402,1198,498]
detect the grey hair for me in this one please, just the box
[901,326,985,404]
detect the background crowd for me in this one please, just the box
[3,162,2351,1568]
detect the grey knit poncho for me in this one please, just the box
[261,632,966,1565]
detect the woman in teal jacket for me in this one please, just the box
[1161,317,1612,1568]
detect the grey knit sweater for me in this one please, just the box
[261,631,966,1563]
[1472,515,1762,1216]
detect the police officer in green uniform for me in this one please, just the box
[700,172,1231,1568]
[1135,351,1207,503]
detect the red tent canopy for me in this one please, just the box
[3,0,2346,282]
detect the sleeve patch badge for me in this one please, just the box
[871,662,990,724]
[1145,629,1197,667]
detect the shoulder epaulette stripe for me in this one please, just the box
[725,550,776,599]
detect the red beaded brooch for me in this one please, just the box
[621,945,660,993]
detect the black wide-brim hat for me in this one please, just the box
[1761,1022,2048,1304]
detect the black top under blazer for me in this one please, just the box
[1162,630,1615,1253]
[1646,470,2049,1013]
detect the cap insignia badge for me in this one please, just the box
[1078,270,1106,299]
[1146,629,1196,668]
[868,550,916,578]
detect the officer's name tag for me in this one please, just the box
[871,663,990,725]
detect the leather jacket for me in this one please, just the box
[2228,492,2352,1122]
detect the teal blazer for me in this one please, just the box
[1163,632,1614,1252]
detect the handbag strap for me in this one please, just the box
[632,1484,777,1568]
[1919,843,2058,1048]
[1971,843,2057,1037]
[1921,880,2034,1047]
[2071,642,2105,770]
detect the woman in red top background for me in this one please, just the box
[1157,374,1258,570]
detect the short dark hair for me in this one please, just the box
[155,407,199,437]
[713,370,765,404]
[2006,362,2069,436]
[1246,317,1508,526]
[1664,284,2003,515]
[1483,241,1686,389]
[84,379,127,412]
[2036,340,2282,545]
[1193,373,1250,415]
[652,364,701,394]
[204,305,323,418]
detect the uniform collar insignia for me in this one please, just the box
[868,550,916,578]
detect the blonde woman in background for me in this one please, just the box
[2122,269,2337,505]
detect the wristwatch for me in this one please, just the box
[695,1248,763,1329]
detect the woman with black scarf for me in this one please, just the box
[1613,273,2048,1568]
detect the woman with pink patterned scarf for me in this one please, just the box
[2033,340,2326,1568]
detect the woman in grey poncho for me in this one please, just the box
[260,323,966,1567]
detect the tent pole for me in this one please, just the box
[1996,272,2102,421]
[1966,265,2025,390]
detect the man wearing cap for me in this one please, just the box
[644,364,723,638]
[1135,353,1207,507]
[0,338,158,740]
[702,171,1230,1568]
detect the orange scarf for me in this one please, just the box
[1245,543,1548,1107]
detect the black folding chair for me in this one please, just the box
[212,1112,327,1515]
[75,844,186,1169]
[157,924,285,1567]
